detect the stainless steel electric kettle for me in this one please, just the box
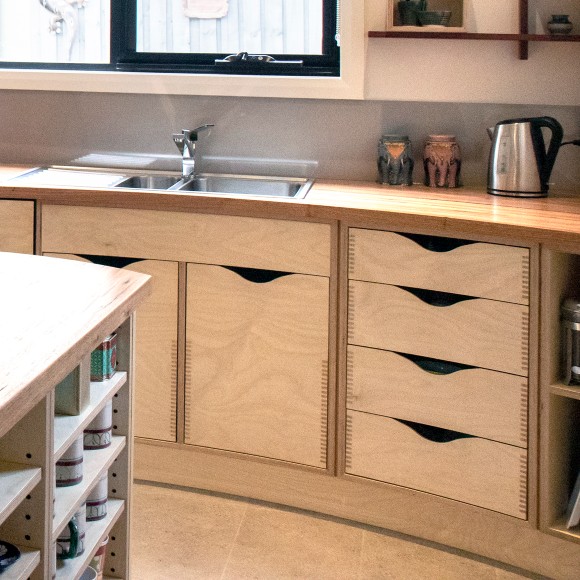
[487,116,563,197]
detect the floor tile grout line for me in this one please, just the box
[220,500,249,580]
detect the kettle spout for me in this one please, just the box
[487,126,495,140]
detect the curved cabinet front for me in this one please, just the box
[185,264,329,468]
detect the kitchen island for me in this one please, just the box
[1,166,580,578]
[0,252,150,579]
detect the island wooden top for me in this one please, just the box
[1,164,580,251]
[0,252,151,438]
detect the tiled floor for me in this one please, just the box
[131,482,543,580]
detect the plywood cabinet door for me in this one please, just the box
[0,200,34,253]
[43,254,178,442]
[185,264,329,468]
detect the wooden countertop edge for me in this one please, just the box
[0,255,152,439]
[1,172,580,249]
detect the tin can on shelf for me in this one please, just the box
[90,333,117,381]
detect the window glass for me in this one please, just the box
[135,0,324,56]
[0,0,110,64]
[0,0,338,76]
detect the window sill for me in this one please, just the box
[0,68,362,100]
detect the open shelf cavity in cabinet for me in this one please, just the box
[53,436,126,540]
[369,0,580,59]
[540,249,580,544]
[54,372,127,460]
[55,499,124,580]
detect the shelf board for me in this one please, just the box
[54,372,127,460]
[0,546,40,580]
[0,462,42,525]
[55,498,124,580]
[550,383,580,401]
[53,435,126,541]
[368,31,580,42]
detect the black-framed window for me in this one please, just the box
[0,0,339,77]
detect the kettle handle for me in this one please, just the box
[532,117,564,185]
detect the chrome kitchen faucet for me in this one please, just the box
[172,124,214,178]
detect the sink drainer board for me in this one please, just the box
[11,168,126,188]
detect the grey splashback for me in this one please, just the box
[0,91,578,190]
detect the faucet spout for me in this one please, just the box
[173,124,214,178]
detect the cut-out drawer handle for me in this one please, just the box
[400,286,475,307]
[79,254,144,268]
[394,418,475,443]
[398,352,473,375]
[222,266,292,283]
[399,232,476,253]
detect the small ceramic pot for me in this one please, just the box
[423,134,462,188]
[547,15,573,35]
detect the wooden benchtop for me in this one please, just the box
[1,164,579,250]
[0,252,151,439]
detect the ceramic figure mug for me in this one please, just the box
[56,507,86,560]
[56,435,84,487]
[84,399,113,450]
[378,135,414,186]
[423,134,462,188]
[86,474,108,522]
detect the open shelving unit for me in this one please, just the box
[539,249,580,544]
[0,320,134,579]
[369,0,580,59]
[0,254,150,580]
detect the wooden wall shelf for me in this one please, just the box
[372,0,580,59]
[368,31,580,60]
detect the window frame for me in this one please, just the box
[0,0,364,99]
[116,0,340,77]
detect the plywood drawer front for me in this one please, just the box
[349,229,529,305]
[348,281,528,376]
[42,205,330,276]
[346,411,527,518]
[347,346,527,447]
[185,264,329,468]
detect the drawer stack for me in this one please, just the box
[345,229,530,518]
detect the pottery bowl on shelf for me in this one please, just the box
[417,10,452,26]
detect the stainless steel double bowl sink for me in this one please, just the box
[9,167,313,199]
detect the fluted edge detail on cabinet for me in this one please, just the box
[346,350,354,408]
[320,360,329,466]
[519,454,528,517]
[184,341,192,443]
[521,254,530,305]
[347,285,355,344]
[519,381,528,447]
[345,413,353,471]
[521,311,530,375]
[169,340,178,441]
[348,231,356,279]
